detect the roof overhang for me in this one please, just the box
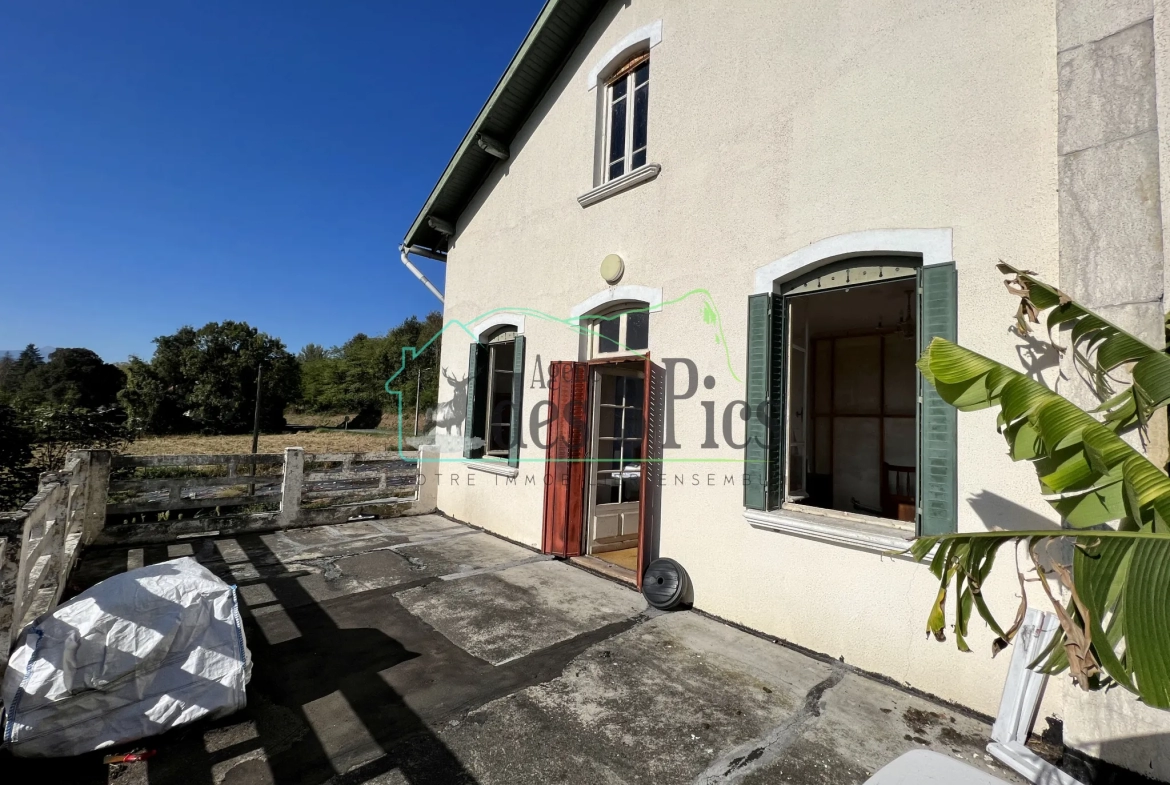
[402,0,606,254]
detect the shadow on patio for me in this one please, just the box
[3,514,1029,785]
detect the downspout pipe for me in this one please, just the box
[399,244,445,305]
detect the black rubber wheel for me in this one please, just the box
[641,558,691,610]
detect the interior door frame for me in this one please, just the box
[585,354,655,587]
[783,298,810,503]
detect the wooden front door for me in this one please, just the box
[541,361,588,557]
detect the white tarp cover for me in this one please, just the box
[2,556,251,757]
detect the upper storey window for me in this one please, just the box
[605,54,649,182]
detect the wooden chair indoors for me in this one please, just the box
[881,463,916,522]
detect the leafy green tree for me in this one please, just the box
[0,345,132,509]
[19,348,125,409]
[13,344,44,376]
[914,264,1170,708]
[0,403,36,510]
[121,321,300,434]
[297,343,329,363]
[293,312,442,424]
[0,356,14,398]
[0,344,45,404]
[118,356,187,434]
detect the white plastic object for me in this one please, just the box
[2,556,250,757]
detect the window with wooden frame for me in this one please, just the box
[588,304,650,358]
[604,53,650,182]
[464,327,526,465]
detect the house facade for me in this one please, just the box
[401,0,1170,778]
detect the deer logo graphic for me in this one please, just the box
[433,366,468,436]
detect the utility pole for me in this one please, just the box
[414,367,422,437]
[250,364,262,495]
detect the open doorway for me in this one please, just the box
[785,277,918,524]
[584,363,644,573]
[541,351,662,588]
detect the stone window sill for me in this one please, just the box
[465,459,519,478]
[578,163,661,208]
[743,505,926,560]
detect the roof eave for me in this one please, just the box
[401,0,605,252]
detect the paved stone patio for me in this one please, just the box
[4,514,1024,784]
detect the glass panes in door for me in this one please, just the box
[594,373,644,506]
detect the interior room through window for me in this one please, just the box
[785,277,918,524]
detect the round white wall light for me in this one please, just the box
[600,253,625,284]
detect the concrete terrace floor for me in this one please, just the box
[12,514,1024,785]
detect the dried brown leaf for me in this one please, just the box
[992,568,1030,658]
[1032,545,1099,690]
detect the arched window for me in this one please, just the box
[603,53,650,182]
[587,302,650,358]
[743,243,958,541]
[465,324,525,464]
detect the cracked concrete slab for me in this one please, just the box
[397,530,540,577]
[397,558,648,664]
[432,611,834,784]
[426,611,1012,785]
[738,672,1022,784]
[31,516,1031,785]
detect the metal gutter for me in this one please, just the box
[399,245,445,304]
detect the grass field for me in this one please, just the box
[284,411,435,433]
[283,412,357,428]
[124,431,398,456]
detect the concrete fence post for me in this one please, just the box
[77,450,112,546]
[280,447,304,526]
[48,483,68,604]
[412,445,439,514]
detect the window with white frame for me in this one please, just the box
[605,53,649,182]
[588,304,649,358]
[465,326,526,464]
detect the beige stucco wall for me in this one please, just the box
[425,0,1165,760]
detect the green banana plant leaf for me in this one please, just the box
[914,335,1170,708]
[910,529,1170,707]
[999,262,1170,435]
[919,338,1170,530]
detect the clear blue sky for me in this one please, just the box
[0,0,544,362]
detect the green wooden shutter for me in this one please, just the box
[744,294,785,510]
[918,263,958,535]
[769,293,786,508]
[508,335,526,466]
[464,342,489,459]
